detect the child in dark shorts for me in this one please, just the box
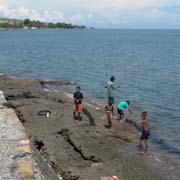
[139,111,150,155]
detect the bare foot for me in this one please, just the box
[138,151,145,155]
[120,120,126,124]
[74,120,79,125]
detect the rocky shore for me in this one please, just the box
[0,75,179,180]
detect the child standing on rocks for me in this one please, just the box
[105,100,114,129]
[73,86,83,121]
[139,111,150,155]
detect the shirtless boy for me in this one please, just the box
[105,100,114,129]
[139,111,150,155]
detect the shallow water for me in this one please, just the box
[0,29,180,158]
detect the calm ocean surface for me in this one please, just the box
[0,29,180,157]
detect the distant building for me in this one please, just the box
[31,27,38,30]
[0,28,6,31]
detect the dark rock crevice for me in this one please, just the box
[32,136,79,180]
[15,109,27,124]
[4,91,38,100]
[58,129,100,163]
[34,140,46,151]
[82,108,96,126]
[107,134,135,143]
[46,159,79,180]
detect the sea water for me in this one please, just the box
[0,29,180,158]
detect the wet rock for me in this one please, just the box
[91,162,103,168]
[39,80,71,87]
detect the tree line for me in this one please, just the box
[0,18,87,29]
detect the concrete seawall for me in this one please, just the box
[0,90,58,180]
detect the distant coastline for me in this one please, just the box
[0,27,94,31]
[0,17,94,31]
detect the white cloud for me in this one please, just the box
[1,0,180,27]
[111,18,127,25]
[0,4,64,22]
[0,5,29,18]
[2,0,180,12]
[151,9,159,13]
[145,8,180,24]
[47,0,180,11]
[30,9,40,20]
[31,10,65,22]
[69,14,84,24]
[87,14,92,19]
[43,11,64,22]
[30,10,64,22]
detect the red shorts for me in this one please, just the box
[74,104,82,112]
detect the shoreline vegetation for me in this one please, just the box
[0,18,94,31]
[0,74,179,180]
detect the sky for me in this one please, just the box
[0,0,180,28]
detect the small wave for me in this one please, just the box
[9,75,19,79]
[151,134,180,156]
[43,88,50,92]
[95,95,107,100]
[53,89,59,92]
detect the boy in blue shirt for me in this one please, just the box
[117,100,132,122]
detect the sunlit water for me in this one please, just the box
[0,29,180,158]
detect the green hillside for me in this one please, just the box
[0,18,87,29]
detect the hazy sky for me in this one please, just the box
[0,0,180,28]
